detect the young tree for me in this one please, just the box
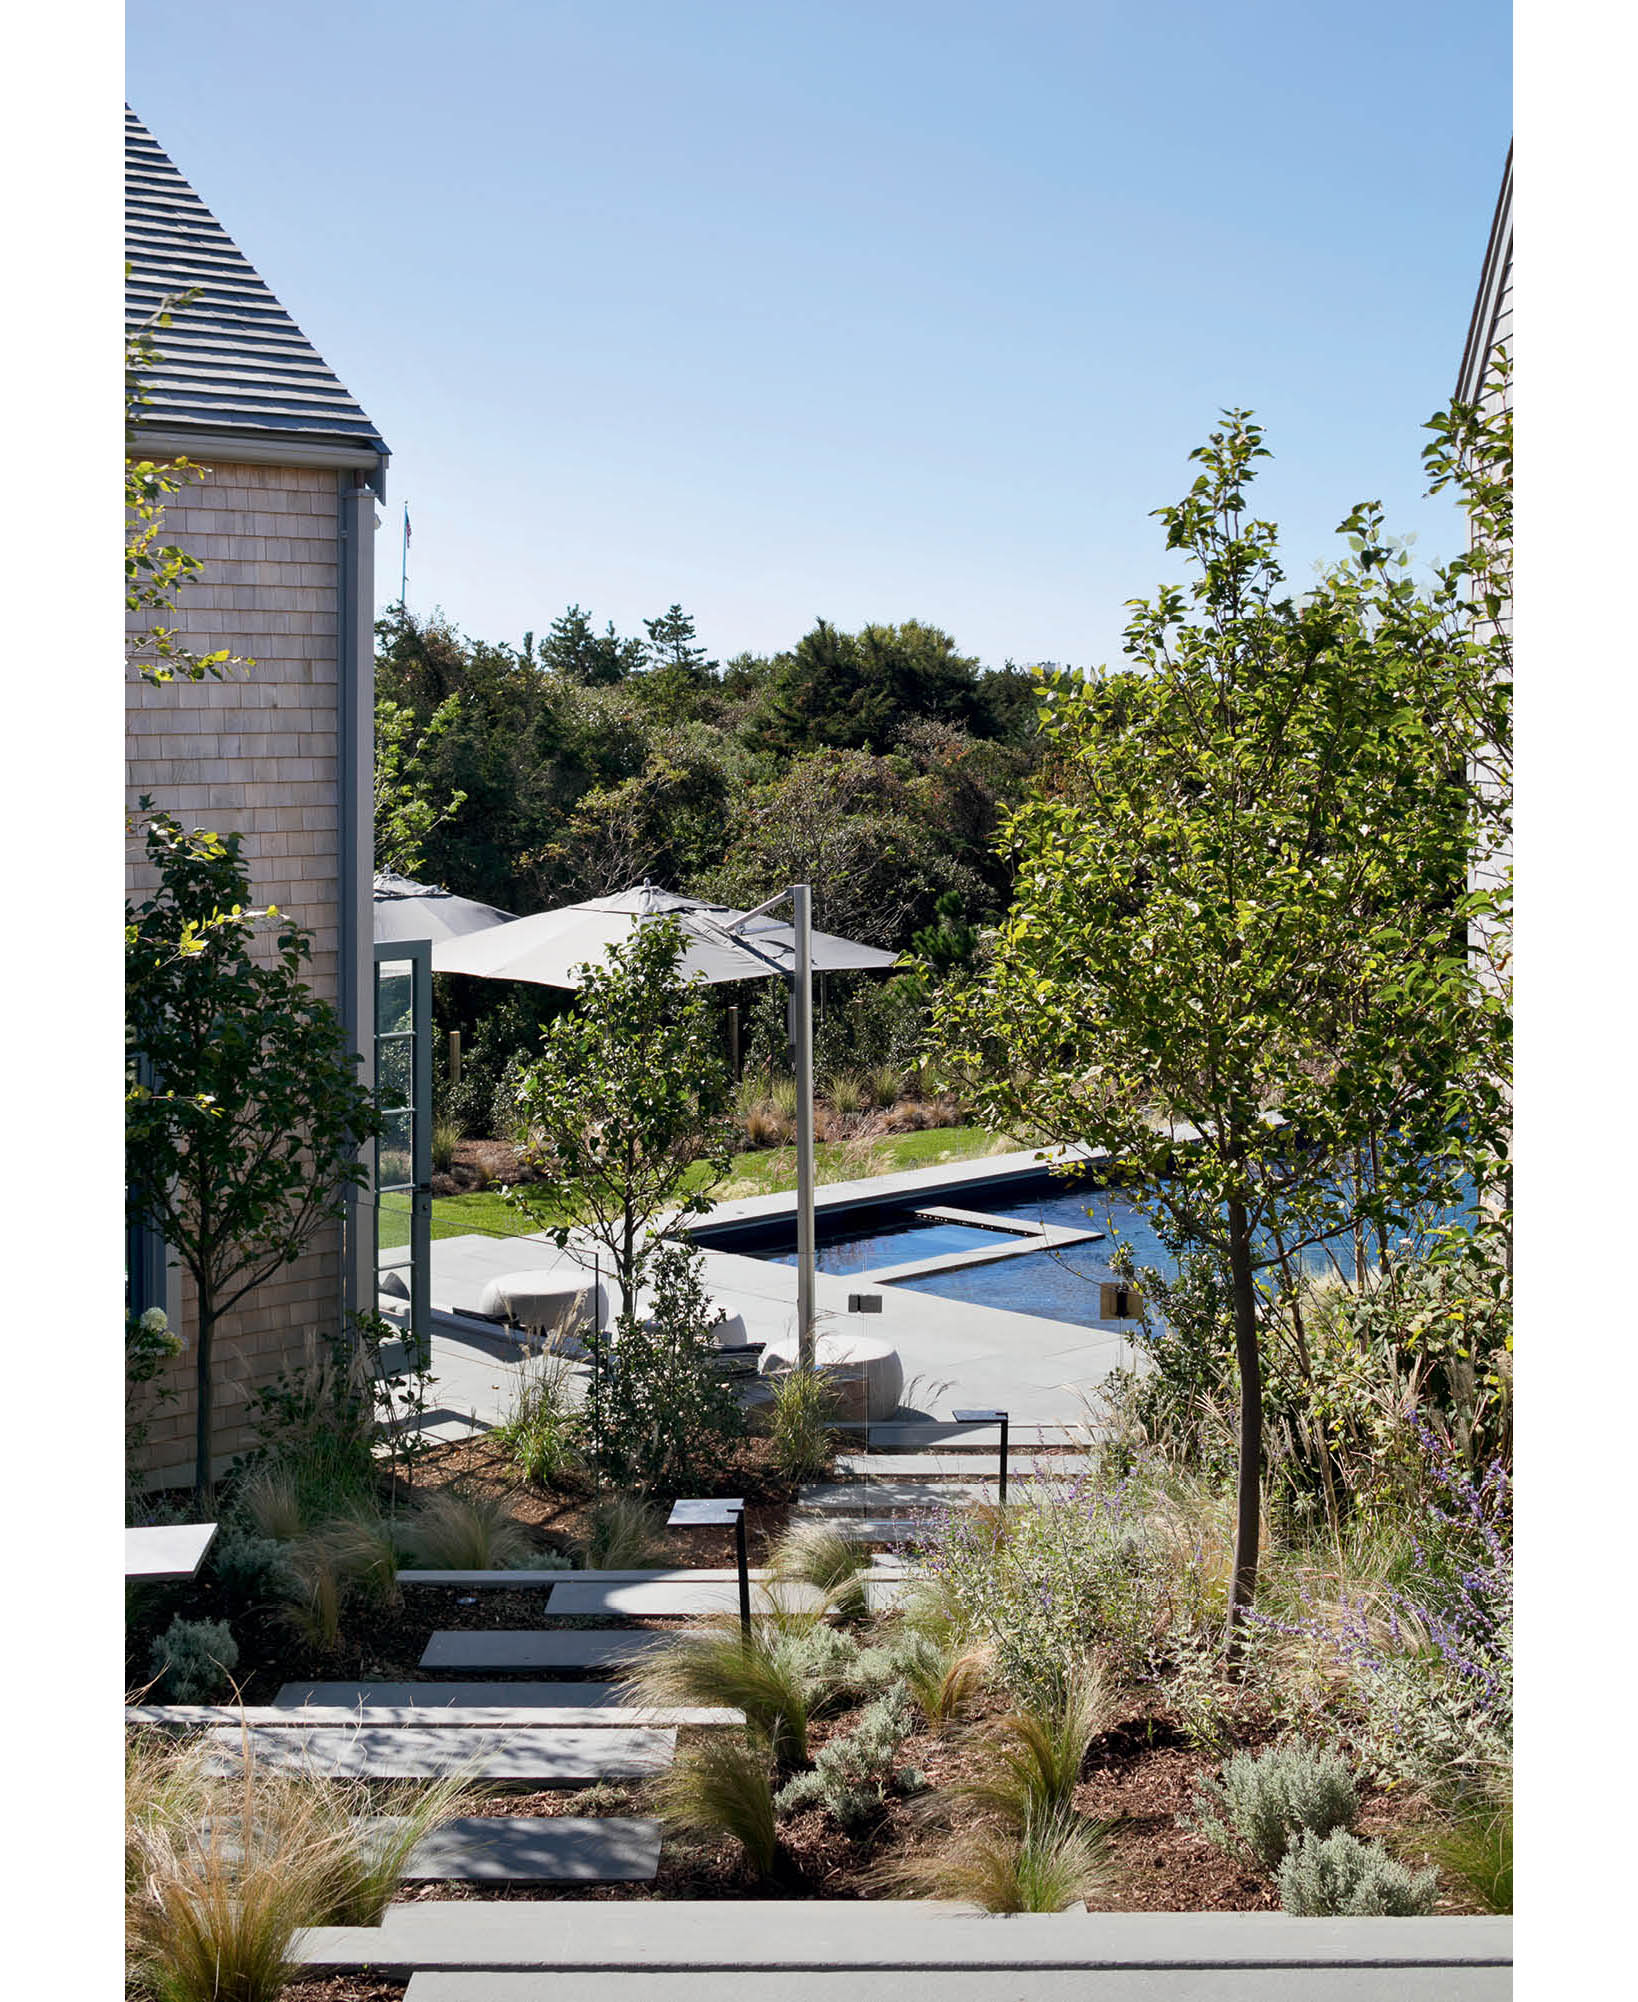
[643,603,714,679]
[507,917,737,1311]
[936,411,1503,1643]
[126,816,382,1495]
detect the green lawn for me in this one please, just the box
[377,1123,1019,1250]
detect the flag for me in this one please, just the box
[403,503,412,546]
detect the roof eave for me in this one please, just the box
[126,422,389,496]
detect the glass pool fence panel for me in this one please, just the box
[374,941,432,1369]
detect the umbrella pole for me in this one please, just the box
[792,883,816,1370]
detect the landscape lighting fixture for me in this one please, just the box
[669,1496,751,1635]
[952,1407,1010,1505]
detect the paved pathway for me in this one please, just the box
[272,1682,738,1719]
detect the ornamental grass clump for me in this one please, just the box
[768,1520,871,1625]
[1186,1740,1359,1872]
[654,1735,782,1881]
[402,1488,535,1570]
[1275,1828,1438,1916]
[882,1666,1119,1913]
[767,1364,840,1482]
[127,1731,469,2000]
[574,1494,665,1571]
[495,1351,584,1488]
[886,1807,1118,1914]
[624,1618,859,1769]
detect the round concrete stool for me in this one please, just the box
[477,1270,603,1351]
[760,1331,904,1424]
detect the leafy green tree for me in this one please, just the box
[542,602,648,686]
[127,816,382,1495]
[374,691,469,878]
[507,917,737,1310]
[936,410,1503,1641]
[754,619,1006,755]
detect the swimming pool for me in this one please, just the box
[700,1168,1477,1330]
[763,1216,1024,1279]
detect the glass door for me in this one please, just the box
[374,940,432,1368]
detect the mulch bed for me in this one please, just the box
[130,1449,1468,1921]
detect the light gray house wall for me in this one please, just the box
[126,108,387,1483]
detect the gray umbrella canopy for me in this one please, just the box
[430,884,897,988]
[373,870,515,946]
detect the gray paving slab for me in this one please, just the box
[833,1422,1090,1446]
[835,1454,1093,1478]
[276,1681,633,1708]
[400,1568,766,1588]
[298,1903,1510,1975]
[201,1724,673,1783]
[420,1630,669,1671]
[125,1521,218,1581]
[545,1578,904,1618]
[405,1975,1508,2001]
[371,1815,660,1883]
[798,1479,1057,1511]
[142,1698,739,1728]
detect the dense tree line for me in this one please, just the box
[375,603,1044,946]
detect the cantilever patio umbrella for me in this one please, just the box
[372,869,514,945]
[432,883,898,1363]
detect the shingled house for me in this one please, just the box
[126,106,388,1484]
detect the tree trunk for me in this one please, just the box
[1224,1197,1262,1651]
[193,1281,217,1501]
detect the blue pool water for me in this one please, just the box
[766,1218,1017,1279]
[893,1177,1479,1326]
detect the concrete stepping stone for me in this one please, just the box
[545,1578,905,1618]
[272,1682,739,1722]
[420,1630,668,1672]
[799,1476,1064,1512]
[125,1521,218,1581]
[400,1568,767,1588]
[202,1723,673,1783]
[296,1903,1512,1977]
[137,1699,738,1729]
[403,1974,1511,2000]
[375,1814,660,1883]
[834,1421,1089,1447]
[835,1454,1093,1479]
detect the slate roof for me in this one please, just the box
[125,106,387,461]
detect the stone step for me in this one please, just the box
[835,1454,1093,1479]
[376,1814,660,1884]
[420,1631,670,1672]
[276,1681,646,1709]
[400,1568,764,1589]
[404,1973,1510,2000]
[543,1579,905,1619]
[405,1974,1507,2002]
[833,1422,1091,1447]
[294,1903,1512,1978]
[136,1699,739,1729]
[798,1479,1055,1512]
[202,1724,673,1784]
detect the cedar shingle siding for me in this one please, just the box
[126,109,385,1484]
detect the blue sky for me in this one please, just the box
[127,0,1510,670]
